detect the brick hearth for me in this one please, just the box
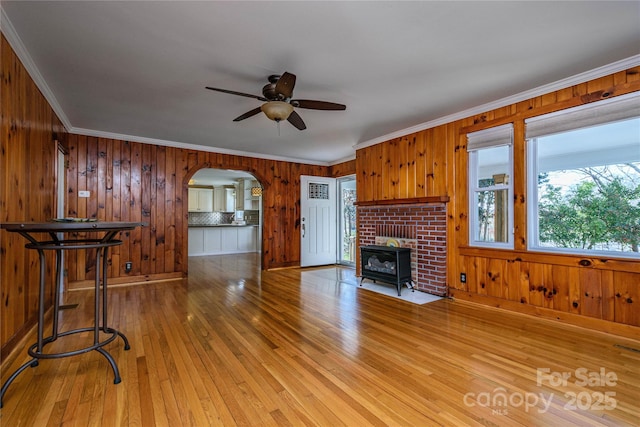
[357,203,447,296]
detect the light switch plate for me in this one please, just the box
[79,190,90,198]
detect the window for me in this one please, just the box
[338,176,356,265]
[467,124,514,248]
[526,92,640,258]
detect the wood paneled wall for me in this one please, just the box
[329,159,356,178]
[1,35,67,358]
[1,32,354,356]
[356,67,640,335]
[64,135,333,288]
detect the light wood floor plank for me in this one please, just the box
[1,253,638,426]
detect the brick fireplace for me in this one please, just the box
[356,199,448,296]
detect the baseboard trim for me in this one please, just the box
[449,290,640,341]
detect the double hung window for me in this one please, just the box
[467,124,514,248]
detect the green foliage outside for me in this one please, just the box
[538,164,640,253]
[342,188,357,261]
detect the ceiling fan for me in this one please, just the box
[206,72,346,130]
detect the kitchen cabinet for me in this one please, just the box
[237,226,255,251]
[213,187,236,212]
[188,226,258,256]
[235,180,244,210]
[188,188,213,212]
[213,187,225,211]
[243,179,261,210]
[225,188,236,212]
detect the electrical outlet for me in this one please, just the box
[125,262,132,273]
[460,273,467,283]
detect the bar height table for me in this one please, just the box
[0,221,145,407]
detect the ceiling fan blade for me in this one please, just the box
[274,72,296,99]
[233,107,262,122]
[287,110,306,130]
[291,99,346,110]
[206,86,268,102]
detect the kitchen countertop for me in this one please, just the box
[188,224,258,227]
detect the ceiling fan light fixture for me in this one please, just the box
[261,101,293,122]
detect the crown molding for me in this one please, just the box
[2,4,327,167]
[70,127,330,166]
[353,54,640,151]
[1,6,72,130]
[4,2,637,165]
[329,154,356,166]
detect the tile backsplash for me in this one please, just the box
[188,211,234,225]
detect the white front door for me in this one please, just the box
[300,175,336,267]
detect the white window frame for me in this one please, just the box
[467,123,514,249]
[526,91,640,259]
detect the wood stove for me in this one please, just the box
[360,245,413,296]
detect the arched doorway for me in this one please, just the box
[187,168,262,262]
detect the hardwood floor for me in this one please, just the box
[1,254,638,426]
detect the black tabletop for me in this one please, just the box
[1,221,146,233]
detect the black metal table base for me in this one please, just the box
[0,222,142,408]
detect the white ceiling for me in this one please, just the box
[2,1,639,165]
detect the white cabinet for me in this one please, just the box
[237,226,255,251]
[188,226,258,256]
[225,189,236,212]
[213,187,225,211]
[243,179,261,210]
[221,228,239,252]
[212,187,236,212]
[235,180,244,210]
[188,227,205,253]
[188,188,213,212]
[203,228,222,253]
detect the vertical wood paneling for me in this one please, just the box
[110,139,122,277]
[432,125,448,197]
[130,141,143,276]
[164,146,176,273]
[517,261,531,305]
[373,143,383,200]
[613,271,639,325]
[580,269,603,319]
[61,135,333,285]
[398,135,411,199]
[473,257,491,295]
[414,131,426,197]
[4,28,640,360]
[98,138,108,220]
[460,255,639,327]
[486,258,504,299]
[120,141,132,276]
[329,159,355,178]
[600,270,616,322]
[550,265,570,313]
[155,145,166,274]
[424,128,436,195]
[512,120,527,251]
[75,135,87,281]
[466,256,475,294]
[141,143,152,275]
[355,66,640,329]
[1,35,64,358]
